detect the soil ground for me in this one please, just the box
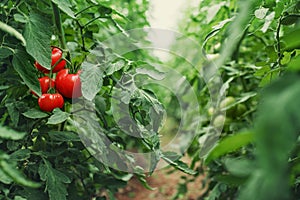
[114,158,208,200]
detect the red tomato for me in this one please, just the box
[55,69,82,98]
[31,77,55,96]
[51,47,66,73]
[38,93,64,112]
[34,47,66,73]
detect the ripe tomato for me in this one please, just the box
[34,47,66,73]
[55,69,82,98]
[51,47,66,72]
[31,77,55,96]
[38,93,64,112]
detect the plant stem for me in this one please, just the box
[52,3,71,65]
[75,5,98,17]
[276,16,283,70]
[231,24,250,62]
[52,3,66,49]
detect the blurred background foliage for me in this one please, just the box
[1,0,300,199]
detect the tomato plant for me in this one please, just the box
[0,0,192,199]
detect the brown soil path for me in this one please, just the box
[115,163,207,200]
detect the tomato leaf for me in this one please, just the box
[0,47,13,59]
[0,125,26,140]
[12,48,41,96]
[10,149,31,161]
[224,157,254,177]
[281,14,300,26]
[39,159,70,200]
[5,102,19,127]
[24,12,52,69]
[106,59,127,75]
[51,0,75,19]
[23,108,49,119]
[13,13,28,23]
[282,27,300,51]
[205,131,254,164]
[80,61,104,101]
[48,131,80,142]
[47,109,70,125]
[0,160,40,188]
[162,152,196,175]
[0,168,13,184]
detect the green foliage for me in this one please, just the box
[39,159,71,200]
[0,0,196,199]
[172,0,300,199]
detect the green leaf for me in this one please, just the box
[0,21,26,46]
[282,28,300,51]
[48,131,80,142]
[239,73,300,200]
[135,67,165,81]
[95,96,107,113]
[19,188,48,200]
[206,183,227,200]
[24,12,52,69]
[14,196,27,200]
[10,149,31,161]
[6,102,19,126]
[287,55,300,71]
[81,62,104,101]
[205,131,254,164]
[0,160,40,188]
[224,157,254,177]
[215,174,248,186]
[14,13,28,23]
[23,108,48,119]
[47,109,70,125]
[281,14,300,26]
[0,125,26,140]
[12,48,41,96]
[39,160,70,200]
[161,152,196,175]
[106,60,126,75]
[0,47,13,58]
[51,0,75,18]
[0,168,13,184]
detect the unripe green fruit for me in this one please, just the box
[220,96,236,117]
[235,104,247,116]
[213,115,225,128]
[207,107,215,117]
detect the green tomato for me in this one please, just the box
[235,104,247,116]
[207,107,215,117]
[220,96,236,117]
[213,115,225,128]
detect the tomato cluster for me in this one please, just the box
[33,47,82,112]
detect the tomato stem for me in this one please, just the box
[52,2,72,70]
